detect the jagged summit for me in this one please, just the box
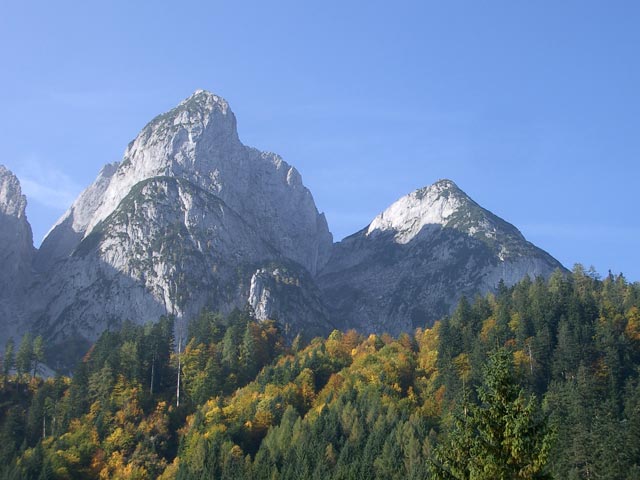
[426,178,459,190]
[367,178,481,244]
[365,178,533,258]
[139,89,237,144]
[0,165,29,218]
[184,89,230,111]
[37,91,332,275]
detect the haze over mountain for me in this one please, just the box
[0,91,564,362]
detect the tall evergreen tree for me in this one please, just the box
[16,332,33,378]
[433,349,553,479]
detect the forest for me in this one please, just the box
[0,265,639,479]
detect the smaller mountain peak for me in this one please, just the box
[366,179,472,243]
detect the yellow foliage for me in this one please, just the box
[453,353,471,382]
[513,349,528,371]
[229,444,244,459]
[100,450,149,480]
[480,316,497,342]
[157,458,179,480]
[625,306,640,341]
[509,312,521,333]
[254,409,274,429]
[419,384,445,418]
[104,426,134,455]
[417,324,440,379]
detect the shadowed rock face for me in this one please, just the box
[0,165,35,346]
[317,180,564,335]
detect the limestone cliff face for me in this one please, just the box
[248,264,333,340]
[32,177,275,343]
[36,91,332,275]
[30,92,334,351]
[0,165,35,345]
[317,180,564,335]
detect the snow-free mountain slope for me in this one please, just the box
[317,179,563,334]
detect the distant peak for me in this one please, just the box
[366,178,473,243]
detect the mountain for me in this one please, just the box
[37,91,332,275]
[0,165,35,346]
[317,179,564,335]
[30,91,333,356]
[1,91,565,363]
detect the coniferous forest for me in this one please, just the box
[1,266,640,479]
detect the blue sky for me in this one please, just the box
[1,1,638,280]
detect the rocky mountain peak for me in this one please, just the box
[135,89,237,145]
[320,179,563,335]
[0,165,28,218]
[37,90,332,276]
[366,178,473,244]
[123,89,239,172]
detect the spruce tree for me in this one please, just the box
[433,349,553,479]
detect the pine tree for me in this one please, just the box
[433,349,553,479]
[240,323,259,382]
[32,336,44,377]
[16,332,33,378]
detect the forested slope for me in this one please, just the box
[1,266,639,479]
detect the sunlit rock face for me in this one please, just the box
[38,90,332,275]
[31,91,334,350]
[317,180,564,335]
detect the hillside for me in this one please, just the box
[1,267,639,479]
